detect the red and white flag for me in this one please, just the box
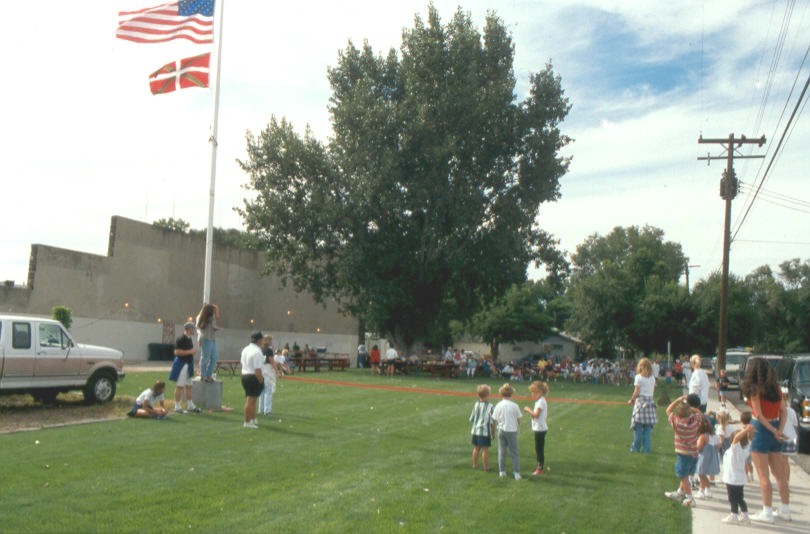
[117,1,214,44]
[148,53,210,95]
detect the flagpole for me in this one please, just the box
[203,0,225,304]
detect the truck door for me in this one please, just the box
[34,322,80,379]
[0,321,36,383]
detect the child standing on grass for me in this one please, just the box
[469,385,495,471]
[524,381,549,475]
[129,380,168,419]
[259,336,279,415]
[664,395,702,507]
[492,383,522,480]
[695,416,721,499]
[720,424,754,524]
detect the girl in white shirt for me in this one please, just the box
[524,381,549,475]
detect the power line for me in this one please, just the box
[735,239,810,245]
[732,62,810,241]
[739,180,810,206]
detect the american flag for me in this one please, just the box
[149,53,210,95]
[117,1,214,44]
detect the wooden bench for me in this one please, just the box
[292,355,350,372]
[420,361,459,378]
[215,359,241,375]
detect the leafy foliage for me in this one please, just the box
[152,218,256,249]
[468,281,555,358]
[51,306,72,330]
[565,226,686,356]
[238,6,571,350]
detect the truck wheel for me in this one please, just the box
[84,373,116,404]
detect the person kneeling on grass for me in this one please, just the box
[129,380,168,419]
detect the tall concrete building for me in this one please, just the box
[0,216,358,361]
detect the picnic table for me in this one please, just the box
[215,360,241,376]
[420,361,459,378]
[291,354,350,372]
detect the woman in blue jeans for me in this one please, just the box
[628,358,657,453]
[196,303,220,382]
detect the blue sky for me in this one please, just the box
[0,0,807,289]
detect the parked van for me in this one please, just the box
[0,315,125,403]
[712,347,752,389]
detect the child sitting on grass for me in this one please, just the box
[492,383,522,480]
[469,384,495,471]
[664,395,702,507]
[129,380,168,419]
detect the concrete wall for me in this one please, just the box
[0,216,359,360]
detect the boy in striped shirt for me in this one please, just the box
[469,385,495,471]
[665,394,703,507]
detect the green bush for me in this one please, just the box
[51,306,72,330]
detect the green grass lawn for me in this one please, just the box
[0,371,691,533]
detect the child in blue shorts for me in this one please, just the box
[469,384,495,471]
[664,395,702,507]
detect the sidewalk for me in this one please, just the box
[691,394,808,533]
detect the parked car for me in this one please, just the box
[712,347,752,389]
[738,354,786,385]
[0,314,125,403]
[785,354,810,454]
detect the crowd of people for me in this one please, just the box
[127,317,799,525]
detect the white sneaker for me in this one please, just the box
[514,473,521,480]
[174,408,186,414]
[243,421,258,429]
[682,496,696,508]
[750,509,774,524]
[774,508,791,522]
[695,490,706,499]
[665,490,684,501]
[739,513,750,525]
[721,514,739,524]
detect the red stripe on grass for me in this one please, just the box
[282,376,625,405]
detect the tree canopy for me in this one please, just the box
[565,225,686,356]
[238,6,571,349]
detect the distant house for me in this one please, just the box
[456,330,586,361]
[498,331,584,362]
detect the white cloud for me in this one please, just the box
[0,0,807,287]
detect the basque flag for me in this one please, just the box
[148,53,210,95]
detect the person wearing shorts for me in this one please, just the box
[743,358,790,523]
[169,322,201,414]
[240,331,265,429]
[664,395,702,507]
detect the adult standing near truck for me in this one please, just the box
[170,322,201,414]
[196,303,220,382]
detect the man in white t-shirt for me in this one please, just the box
[240,332,265,429]
[688,354,710,413]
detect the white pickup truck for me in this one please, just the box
[0,315,125,403]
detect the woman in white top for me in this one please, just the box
[628,358,657,453]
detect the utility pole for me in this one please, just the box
[697,133,765,375]
[683,257,700,294]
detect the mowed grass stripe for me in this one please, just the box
[0,371,690,533]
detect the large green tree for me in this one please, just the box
[238,6,571,349]
[467,281,555,358]
[565,225,686,356]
